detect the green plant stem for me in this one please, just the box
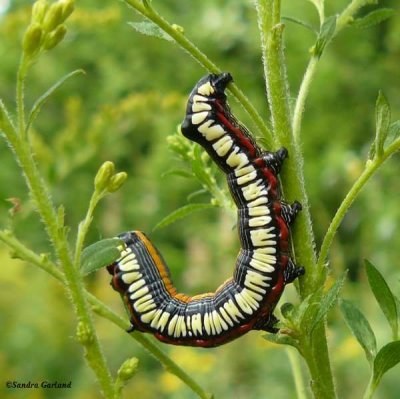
[255,0,317,294]
[74,191,103,268]
[0,231,211,399]
[123,0,273,146]
[0,230,65,282]
[362,376,375,399]
[7,71,116,397]
[300,323,337,399]
[286,347,309,399]
[16,59,28,138]
[256,2,336,399]
[336,0,369,32]
[317,140,400,271]
[293,56,319,143]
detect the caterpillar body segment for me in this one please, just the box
[107,73,304,347]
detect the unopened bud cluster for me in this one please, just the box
[76,321,93,345]
[94,161,128,193]
[22,0,75,58]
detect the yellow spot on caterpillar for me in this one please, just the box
[212,135,233,157]
[227,147,249,169]
[192,111,208,125]
[197,82,214,96]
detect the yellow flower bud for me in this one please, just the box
[117,358,139,382]
[43,24,67,50]
[76,321,93,345]
[172,24,184,34]
[43,2,64,32]
[60,0,75,22]
[94,161,115,192]
[23,23,43,57]
[32,0,49,24]
[107,172,128,193]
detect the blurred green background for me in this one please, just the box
[0,0,399,398]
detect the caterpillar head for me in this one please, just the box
[196,72,233,98]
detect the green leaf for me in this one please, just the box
[340,299,377,364]
[282,16,318,34]
[308,272,347,334]
[371,341,400,388]
[263,333,299,348]
[81,238,123,275]
[298,293,320,332]
[0,100,16,136]
[385,120,400,148]
[153,203,217,231]
[314,15,337,58]
[161,168,192,179]
[128,21,173,42]
[374,91,391,158]
[352,8,396,30]
[365,260,398,339]
[26,69,85,134]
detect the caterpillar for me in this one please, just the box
[107,73,304,347]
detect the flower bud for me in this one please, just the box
[76,321,93,345]
[32,0,49,24]
[94,161,115,192]
[43,24,67,50]
[172,24,184,34]
[107,172,128,193]
[23,23,43,57]
[60,0,75,22]
[43,2,64,32]
[117,358,139,382]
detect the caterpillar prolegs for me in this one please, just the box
[107,73,304,347]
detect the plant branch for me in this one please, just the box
[293,56,319,143]
[255,0,317,294]
[74,191,103,268]
[255,2,337,399]
[336,0,370,33]
[286,347,309,399]
[3,64,117,398]
[317,140,400,271]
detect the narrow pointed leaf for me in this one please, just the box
[282,16,318,34]
[340,299,377,364]
[27,69,85,133]
[352,8,396,30]
[314,15,337,58]
[81,238,123,275]
[308,272,347,334]
[365,260,398,339]
[153,203,217,231]
[374,91,391,158]
[161,168,192,179]
[128,21,173,42]
[372,341,400,388]
[263,333,299,348]
[0,100,16,136]
[385,120,400,148]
